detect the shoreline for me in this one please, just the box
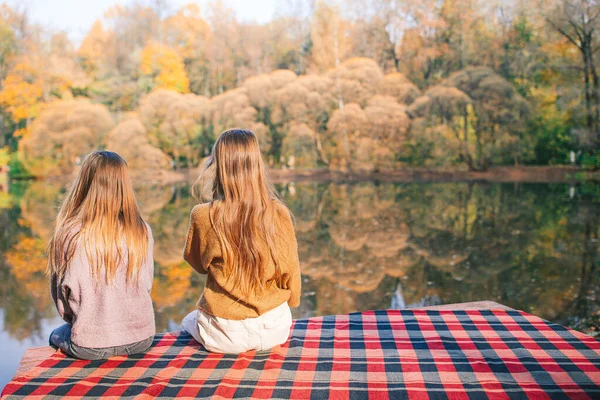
[12,165,593,186]
[142,165,589,185]
[266,165,587,184]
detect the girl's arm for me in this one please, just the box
[281,209,301,308]
[50,273,74,324]
[287,250,301,308]
[50,272,59,306]
[146,224,155,292]
[184,205,209,274]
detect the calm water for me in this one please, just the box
[1,180,599,387]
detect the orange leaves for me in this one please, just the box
[162,3,212,62]
[140,42,190,93]
[377,73,420,105]
[151,262,193,309]
[0,62,43,126]
[5,236,48,298]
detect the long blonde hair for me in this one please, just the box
[48,151,148,284]
[193,129,290,296]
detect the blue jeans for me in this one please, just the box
[49,324,153,360]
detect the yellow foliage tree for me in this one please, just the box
[105,116,172,171]
[141,42,190,93]
[78,20,110,73]
[0,62,43,136]
[310,1,352,72]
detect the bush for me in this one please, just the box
[8,152,33,179]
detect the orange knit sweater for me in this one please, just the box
[183,202,301,320]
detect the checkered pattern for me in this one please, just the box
[2,309,600,399]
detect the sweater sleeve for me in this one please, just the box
[281,210,302,308]
[184,205,209,274]
[51,272,74,324]
[145,224,155,292]
[50,272,58,307]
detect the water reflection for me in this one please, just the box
[0,180,599,370]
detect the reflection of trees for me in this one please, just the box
[2,180,599,340]
[19,182,64,242]
[140,185,206,331]
[3,236,55,339]
[145,186,197,267]
[0,183,63,340]
[4,182,207,336]
[152,262,204,332]
[288,182,599,334]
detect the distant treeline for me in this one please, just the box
[0,0,599,175]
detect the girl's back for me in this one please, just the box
[182,129,301,353]
[185,199,300,320]
[52,227,154,348]
[48,151,156,359]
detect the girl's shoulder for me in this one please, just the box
[272,200,294,225]
[190,202,212,223]
[143,221,153,239]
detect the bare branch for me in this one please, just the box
[546,16,584,50]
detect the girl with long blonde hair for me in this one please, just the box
[48,151,155,359]
[182,129,301,353]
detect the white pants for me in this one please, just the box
[181,302,292,354]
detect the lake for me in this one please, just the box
[1,179,599,388]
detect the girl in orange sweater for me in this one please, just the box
[181,129,301,354]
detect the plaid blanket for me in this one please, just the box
[2,309,600,399]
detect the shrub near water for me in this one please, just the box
[9,60,544,176]
[18,100,114,177]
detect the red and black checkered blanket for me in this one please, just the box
[2,309,600,399]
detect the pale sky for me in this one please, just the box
[14,0,281,44]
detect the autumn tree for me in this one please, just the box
[209,86,270,157]
[324,95,410,172]
[0,62,43,137]
[281,123,318,168]
[544,0,600,147]
[138,89,212,168]
[206,1,242,94]
[310,1,352,72]
[163,93,212,167]
[364,95,410,166]
[376,72,420,105]
[408,67,530,169]
[275,74,335,164]
[325,102,367,171]
[242,69,297,162]
[103,4,160,76]
[105,116,171,171]
[18,100,114,176]
[78,20,110,74]
[407,86,473,166]
[141,42,190,93]
[0,5,16,81]
[162,4,213,95]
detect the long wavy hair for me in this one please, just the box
[47,151,148,284]
[192,129,290,296]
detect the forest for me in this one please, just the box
[0,0,599,176]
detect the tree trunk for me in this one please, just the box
[585,37,600,146]
[582,47,594,137]
[313,131,329,165]
[173,147,179,171]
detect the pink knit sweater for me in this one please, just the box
[50,225,156,348]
